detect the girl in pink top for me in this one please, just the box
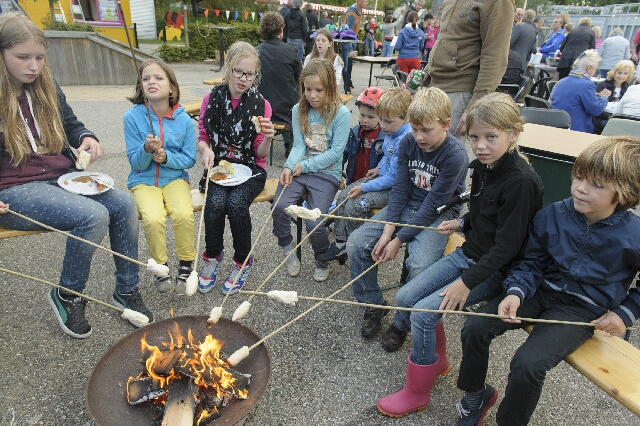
[423,18,438,62]
[196,41,274,295]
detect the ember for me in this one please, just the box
[127,322,252,425]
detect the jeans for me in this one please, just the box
[457,287,599,425]
[347,206,450,309]
[598,68,611,79]
[287,38,305,63]
[341,42,355,92]
[447,91,473,135]
[394,247,504,365]
[382,40,393,57]
[364,38,375,56]
[333,179,390,242]
[0,179,139,293]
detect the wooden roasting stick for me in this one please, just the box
[211,196,352,326]
[4,209,169,277]
[285,205,439,231]
[239,290,637,332]
[0,267,149,327]
[214,185,288,322]
[225,260,382,366]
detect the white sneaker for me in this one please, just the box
[313,261,329,282]
[285,256,301,277]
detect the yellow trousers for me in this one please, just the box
[131,179,195,264]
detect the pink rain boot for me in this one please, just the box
[435,319,451,377]
[376,354,440,418]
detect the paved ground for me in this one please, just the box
[0,59,638,426]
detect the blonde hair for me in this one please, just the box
[222,41,261,87]
[558,12,570,28]
[466,93,524,154]
[297,58,342,136]
[407,87,450,126]
[310,29,340,67]
[573,49,601,70]
[577,17,592,27]
[592,26,601,38]
[127,59,180,106]
[564,23,574,33]
[376,87,411,120]
[572,136,640,210]
[608,27,623,37]
[607,60,636,83]
[0,12,66,166]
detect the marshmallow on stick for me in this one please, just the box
[207,306,222,325]
[184,271,198,296]
[268,290,298,306]
[227,345,250,366]
[146,258,170,277]
[232,301,251,321]
[121,309,150,328]
[285,205,322,220]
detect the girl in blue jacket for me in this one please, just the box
[124,59,196,294]
[394,11,424,74]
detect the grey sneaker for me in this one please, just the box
[455,384,498,426]
[154,275,175,293]
[313,261,329,282]
[283,250,301,277]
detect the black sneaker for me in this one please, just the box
[455,384,498,426]
[381,323,408,352]
[361,300,389,338]
[47,288,92,339]
[316,242,348,264]
[112,288,154,325]
[175,261,193,296]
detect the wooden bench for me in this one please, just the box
[203,77,224,86]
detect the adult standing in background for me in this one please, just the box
[403,0,423,26]
[539,16,565,58]
[394,11,424,74]
[422,13,437,62]
[319,11,332,28]
[284,0,308,63]
[257,13,301,158]
[631,27,640,64]
[510,10,542,72]
[280,0,293,42]
[381,14,403,57]
[342,0,367,94]
[598,28,631,78]
[557,17,595,80]
[513,8,523,25]
[305,4,319,56]
[423,0,514,134]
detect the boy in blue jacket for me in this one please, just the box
[319,87,412,265]
[455,136,640,426]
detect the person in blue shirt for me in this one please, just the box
[454,136,640,426]
[539,16,565,58]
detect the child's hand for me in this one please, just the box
[293,163,302,177]
[438,279,471,312]
[145,134,162,153]
[438,219,461,235]
[78,137,103,162]
[366,168,379,179]
[371,233,391,261]
[593,311,626,336]
[280,168,292,185]
[347,185,363,198]
[0,201,8,214]
[372,236,402,263]
[260,117,275,139]
[152,147,167,164]
[201,146,215,168]
[497,294,521,323]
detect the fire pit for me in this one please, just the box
[86,316,270,425]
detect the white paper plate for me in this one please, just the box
[58,171,114,195]
[210,163,253,187]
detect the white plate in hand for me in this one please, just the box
[58,171,114,195]
[210,163,253,186]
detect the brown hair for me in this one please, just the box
[259,12,284,39]
[407,87,450,125]
[0,12,66,165]
[309,29,339,66]
[572,136,640,210]
[297,58,342,136]
[407,11,418,29]
[466,92,524,155]
[126,59,180,106]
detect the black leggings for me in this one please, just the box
[203,164,266,263]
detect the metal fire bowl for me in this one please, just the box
[86,315,271,425]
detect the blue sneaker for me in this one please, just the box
[198,250,224,293]
[221,255,253,295]
[455,384,498,426]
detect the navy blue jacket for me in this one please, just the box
[504,198,640,326]
[343,124,385,185]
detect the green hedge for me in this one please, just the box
[157,19,263,63]
[42,14,95,32]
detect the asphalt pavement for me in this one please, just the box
[0,59,638,426]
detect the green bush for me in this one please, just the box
[42,15,95,32]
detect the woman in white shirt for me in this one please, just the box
[304,28,344,86]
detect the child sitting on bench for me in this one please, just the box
[455,136,640,426]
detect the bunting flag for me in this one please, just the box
[215,9,220,17]
[251,12,255,20]
[234,11,238,19]
[225,10,230,19]
[204,8,209,17]
[244,11,249,20]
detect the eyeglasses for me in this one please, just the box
[232,68,258,80]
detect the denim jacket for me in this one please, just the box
[343,124,385,185]
[504,198,640,326]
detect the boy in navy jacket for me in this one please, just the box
[455,136,640,426]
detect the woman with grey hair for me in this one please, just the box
[551,49,611,133]
[284,0,308,62]
[598,28,631,78]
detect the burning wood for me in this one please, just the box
[126,323,253,425]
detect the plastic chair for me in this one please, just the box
[524,95,552,109]
[496,75,530,100]
[374,59,397,87]
[520,107,571,129]
[529,77,552,100]
[601,118,640,136]
[396,70,409,87]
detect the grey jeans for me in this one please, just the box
[333,178,390,242]
[447,91,473,135]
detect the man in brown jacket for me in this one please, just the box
[425,0,515,134]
